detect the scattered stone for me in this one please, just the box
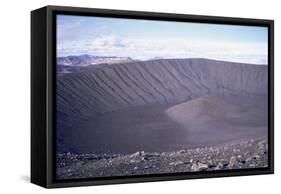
[141,155,151,161]
[191,162,208,171]
[178,149,186,154]
[169,161,184,166]
[191,163,199,171]
[215,162,223,170]
[130,159,139,163]
[253,155,261,160]
[153,153,160,157]
[246,157,252,163]
[57,139,268,179]
[208,164,216,168]
[222,161,229,167]
[229,156,236,167]
[249,164,256,168]
[169,152,176,157]
[198,163,208,171]
[130,151,141,158]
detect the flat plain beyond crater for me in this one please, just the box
[56,58,268,179]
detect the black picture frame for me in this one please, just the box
[31,5,274,188]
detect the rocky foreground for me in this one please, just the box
[56,138,268,179]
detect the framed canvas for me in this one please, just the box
[31,5,274,188]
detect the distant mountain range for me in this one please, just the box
[57,54,135,74]
[57,54,135,66]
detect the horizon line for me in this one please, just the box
[56,55,268,66]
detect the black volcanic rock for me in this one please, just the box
[56,138,268,179]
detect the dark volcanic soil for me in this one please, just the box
[57,94,267,154]
[56,138,268,179]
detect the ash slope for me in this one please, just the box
[57,58,267,117]
[56,58,268,154]
[166,96,267,146]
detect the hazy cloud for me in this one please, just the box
[57,35,267,64]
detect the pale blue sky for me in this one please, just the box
[57,14,268,64]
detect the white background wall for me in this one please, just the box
[0,0,279,193]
